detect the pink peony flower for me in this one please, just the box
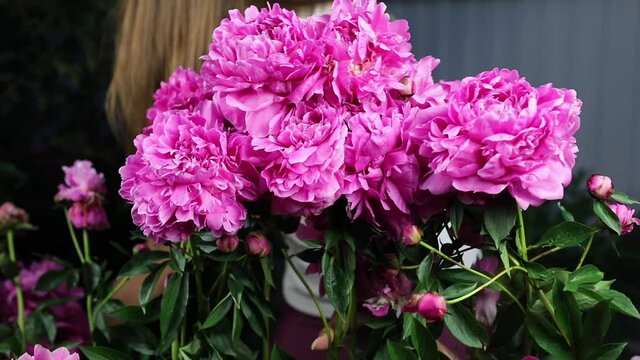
[472,256,501,326]
[217,234,239,253]
[253,100,348,216]
[413,68,582,209]
[245,232,271,257]
[607,203,640,234]
[343,105,420,233]
[587,174,614,200]
[55,160,106,203]
[119,109,259,243]
[146,67,210,121]
[360,263,413,317]
[68,201,110,230]
[417,292,447,322]
[0,202,29,232]
[201,4,327,132]
[406,56,447,108]
[18,345,79,360]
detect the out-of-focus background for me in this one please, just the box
[1,0,639,355]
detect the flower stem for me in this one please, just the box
[448,266,527,304]
[530,247,562,262]
[517,207,528,261]
[262,257,272,360]
[7,230,25,351]
[64,208,85,264]
[538,289,571,345]
[82,229,95,337]
[188,240,207,320]
[171,338,179,360]
[92,276,130,322]
[575,234,594,270]
[419,241,525,312]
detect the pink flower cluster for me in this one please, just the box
[0,260,89,347]
[56,160,109,230]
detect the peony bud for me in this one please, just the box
[402,293,424,313]
[0,202,29,232]
[401,224,422,246]
[216,235,239,253]
[417,292,447,322]
[587,174,614,200]
[245,232,271,257]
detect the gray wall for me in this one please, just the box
[387,0,640,194]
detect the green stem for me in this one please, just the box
[83,229,91,263]
[7,230,25,351]
[171,338,179,360]
[419,241,525,313]
[530,247,562,262]
[448,266,527,304]
[401,264,420,270]
[208,262,228,300]
[92,277,130,322]
[282,249,332,342]
[517,207,528,261]
[575,234,594,270]
[262,257,272,360]
[82,229,95,337]
[64,208,85,264]
[188,240,207,320]
[538,289,571,345]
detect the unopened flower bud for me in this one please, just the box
[245,232,271,257]
[417,292,447,322]
[0,202,29,232]
[587,174,614,200]
[132,243,149,254]
[216,235,239,253]
[402,293,424,313]
[401,224,422,246]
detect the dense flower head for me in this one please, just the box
[0,260,89,347]
[147,67,210,121]
[201,4,328,131]
[608,203,640,234]
[344,105,420,233]
[587,174,614,200]
[0,202,29,232]
[119,109,260,243]
[55,160,107,203]
[414,68,582,209]
[253,100,348,215]
[17,345,79,360]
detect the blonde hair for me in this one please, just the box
[106,0,327,149]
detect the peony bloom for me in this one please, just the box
[119,110,259,243]
[17,345,79,360]
[0,202,29,232]
[0,260,89,348]
[413,68,582,209]
[245,232,271,257]
[146,67,210,121]
[400,224,421,246]
[55,160,107,203]
[68,201,109,230]
[343,105,420,234]
[607,203,640,234]
[406,56,447,109]
[587,174,614,200]
[417,292,447,322]
[201,4,327,132]
[217,234,239,253]
[472,256,500,326]
[360,265,413,317]
[253,100,348,216]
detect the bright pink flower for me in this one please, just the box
[119,110,259,243]
[472,256,500,326]
[0,202,29,232]
[18,345,79,360]
[608,203,640,234]
[68,201,110,230]
[55,160,106,203]
[587,174,614,200]
[201,4,327,132]
[245,232,271,257]
[344,105,420,233]
[217,234,239,253]
[413,68,582,209]
[417,292,447,322]
[406,56,447,108]
[146,67,210,121]
[253,100,348,216]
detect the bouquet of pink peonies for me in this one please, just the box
[2,1,639,359]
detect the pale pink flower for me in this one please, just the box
[55,160,106,203]
[414,68,582,209]
[18,345,79,360]
[119,110,259,243]
[147,67,210,121]
[608,203,640,234]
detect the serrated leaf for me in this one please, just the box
[593,201,621,235]
[444,303,488,349]
[202,293,233,329]
[81,346,129,360]
[536,222,598,248]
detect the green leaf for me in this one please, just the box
[240,298,266,338]
[202,293,233,329]
[119,251,169,277]
[301,240,323,249]
[558,202,575,222]
[322,254,350,318]
[595,289,640,319]
[248,293,275,320]
[410,320,438,360]
[261,257,275,288]
[450,201,464,236]
[231,305,243,343]
[228,274,244,308]
[417,255,433,290]
[271,345,295,360]
[551,281,575,345]
[593,201,622,235]
[442,283,477,300]
[160,271,189,340]
[82,262,101,294]
[109,300,161,324]
[484,196,517,243]
[610,191,639,205]
[324,228,342,249]
[527,311,573,360]
[525,262,554,282]
[444,303,488,349]
[498,241,510,277]
[35,269,72,292]
[386,340,417,360]
[580,302,611,358]
[169,247,186,273]
[564,265,604,292]
[81,346,130,360]
[536,222,598,248]
[32,312,56,343]
[367,315,397,330]
[139,261,168,308]
[585,343,627,360]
